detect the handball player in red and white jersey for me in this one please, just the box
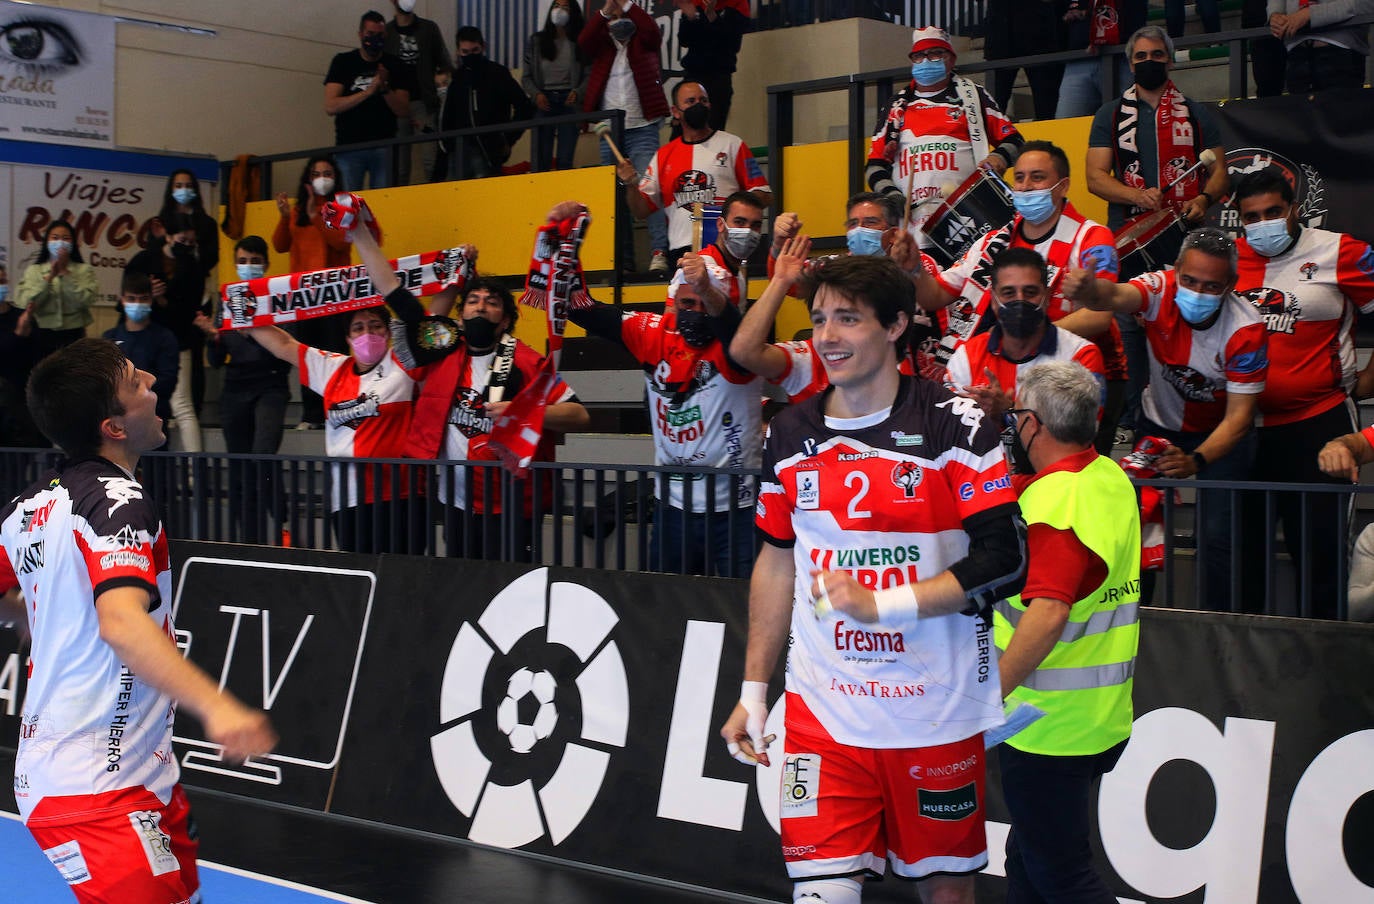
[0,339,276,903]
[1232,168,1374,617]
[720,255,1026,904]
[1063,226,1268,612]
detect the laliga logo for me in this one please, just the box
[430,568,628,849]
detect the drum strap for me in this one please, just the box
[953,77,990,162]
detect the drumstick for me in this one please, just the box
[591,121,629,166]
[1160,148,1218,201]
[900,164,919,233]
[691,201,704,252]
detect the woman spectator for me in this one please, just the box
[196,236,293,543]
[155,170,220,422]
[272,155,383,428]
[124,214,210,452]
[245,306,425,555]
[14,220,99,361]
[0,263,44,447]
[523,0,589,173]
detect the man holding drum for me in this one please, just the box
[866,26,1024,256]
[1084,24,1229,443]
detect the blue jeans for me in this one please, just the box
[1114,313,1148,433]
[335,147,390,190]
[650,501,756,579]
[1000,741,1127,904]
[532,91,580,172]
[601,120,668,257]
[1055,56,1132,119]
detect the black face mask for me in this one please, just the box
[608,19,636,42]
[1133,59,1168,90]
[997,301,1046,340]
[463,315,499,350]
[1004,419,1037,475]
[362,35,385,55]
[681,103,711,131]
[676,310,714,348]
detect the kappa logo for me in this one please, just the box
[431,568,628,849]
[934,395,986,444]
[97,477,143,516]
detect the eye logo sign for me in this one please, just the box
[0,17,85,77]
[431,568,628,849]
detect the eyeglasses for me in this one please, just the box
[909,49,950,63]
[1003,408,1038,429]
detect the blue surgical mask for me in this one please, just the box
[1244,218,1294,258]
[123,302,152,323]
[0,285,8,304]
[911,59,947,86]
[1011,182,1062,225]
[172,187,196,205]
[47,239,72,258]
[846,226,885,256]
[1175,284,1223,323]
[236,262,266,281]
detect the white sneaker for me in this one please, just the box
[648,250,669,276]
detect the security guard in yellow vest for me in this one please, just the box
[995,360,1141,903]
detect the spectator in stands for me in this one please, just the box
[324,10,413,190]
[1245,0,1287,96]
[1086,25,1228,443]
[14,219,98,361]
[437,26,534,180]
[866,26,1024,256]
[1166,0,1221,37]
[984,0,1066,122]
[673,0,751,133]
[570,241,760,578]
[580,0,670,275]
[1062,227,1268,613]
[1269,0,1374,94]
[274,155,379,429]
[196,236,293,544]
[246,305,425,556]
[941,248,1105,444]
[124,216,208,453]
[1056,0,1150,118]
[620,80,772,273]
[523,0,590,173]
[698,189,765,308]
[1232,169,1374,618]
[102,272,180,444]
[0,264,44,447]
[994,359,1141,904]
[385,0,453,184]
[894,140,1126,453]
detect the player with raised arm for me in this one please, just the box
[720,255,1026,904]
[0,338,276,903]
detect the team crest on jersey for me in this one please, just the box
[1299,261,1319,281]
[650,357,718,401]
[672,169,715,208]
[1239,286,1300,335]
[1161,364,1219,403]
[714,151,728,167]
[891,461,922,497]
[450,387,494,438]
[97,476,143,516]
[1210,148,1327,233]
[328,391,382,431]
[796,471,820,510]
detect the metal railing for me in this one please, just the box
[0,448,1366,618]
[766,16,1374,211]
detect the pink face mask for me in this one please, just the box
[350,332,389,367]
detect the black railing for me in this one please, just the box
[1,447,1367,618]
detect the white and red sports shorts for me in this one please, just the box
[28,784,201,904]
[779,692,988,881]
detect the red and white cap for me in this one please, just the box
[910,26,954,58]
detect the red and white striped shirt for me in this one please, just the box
[1128,269,1269,433]
[637,130,770,252]
[299,346,418,510]
[1235,226,1374,426]
[933,203,1127,378]
[943,324,1105,400]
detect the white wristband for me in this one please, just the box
[873,584,920,622]
[741,680,768,707]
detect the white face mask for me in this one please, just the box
[398,0,417,13]
[551,8,570,26]
[312,176,336,197]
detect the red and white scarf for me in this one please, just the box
[1114,81,1202,216]
[519,210,594,360]
[218,247,472,330]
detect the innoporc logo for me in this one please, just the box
[430,568,629,848]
